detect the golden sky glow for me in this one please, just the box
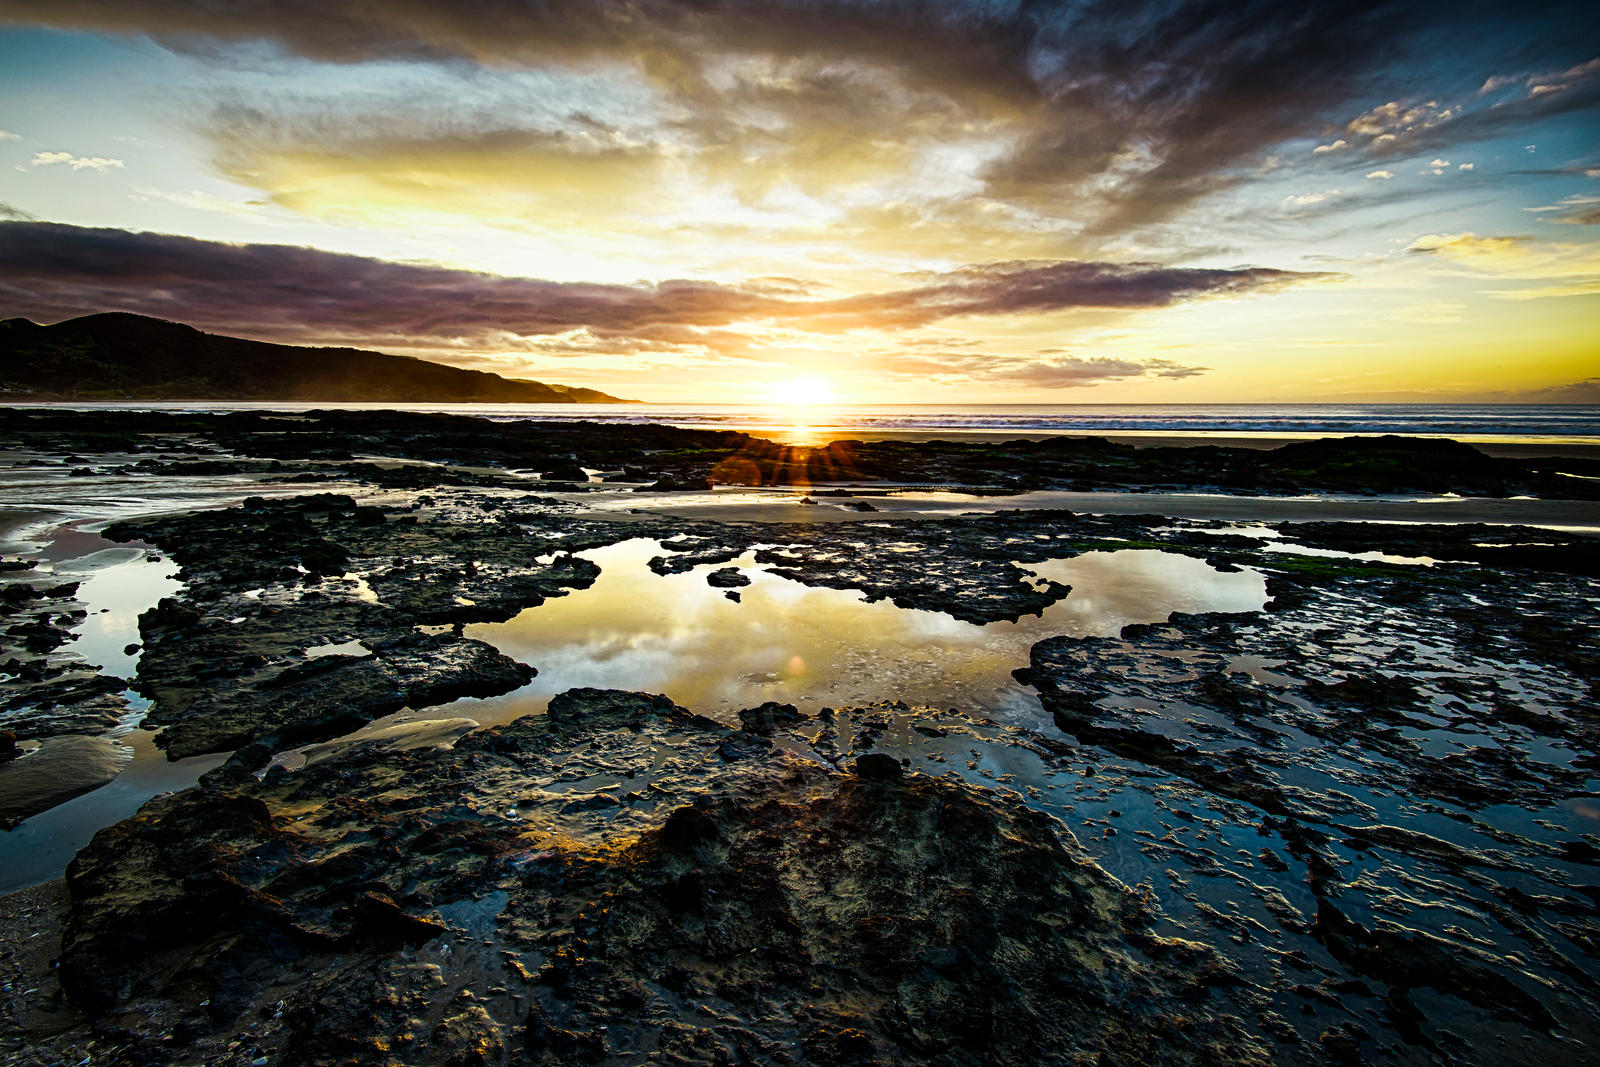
[0,2,1596,401]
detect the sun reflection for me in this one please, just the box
[755,375,838,448]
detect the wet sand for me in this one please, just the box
[0,879,88,1064]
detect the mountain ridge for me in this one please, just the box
[0,312,637,403]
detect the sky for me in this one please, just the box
[0,1,1597,404]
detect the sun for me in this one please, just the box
[765,375,837,407]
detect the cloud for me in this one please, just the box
[1406,231,1600,297]
[1284,189,1339,207]
[10,0,1589,243]
[129,185,274,219]
[28,151,124,172]
[1490,377,1600,402]
[0,201,35,221]
[1335,52,1600,160]
[871,351,1207,388]
[0,222,1325,351]
[1383,301,1464,324]
[1526,194,1600,225]
[3,0,1594,269]
[0,130,19,141]
[1365,170,1394,179]
[1457,162,1474,171]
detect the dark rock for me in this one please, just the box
[852,752,904,780]
[737,701,805,735]
[55,690,1264,1065]
[706,566,751,588]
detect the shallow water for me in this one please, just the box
[0,726,227,893]
[55,543,182,680]
[0,533,1267,890]
[455,539,1268,730]
[0,526,191,893]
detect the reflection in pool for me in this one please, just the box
[57,544,182,680]
[460,539,1269,729]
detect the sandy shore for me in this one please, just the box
[0,879,87,1063]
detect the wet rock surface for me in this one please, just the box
[1018,560,1600,1061]
[4,409,1599,1065]
[645,509,1191,624]
[0,564,129,740]
[96,493,1262,761]
[3,407,1595,498]
[102,492,640,758]
[56,689,1266,1066]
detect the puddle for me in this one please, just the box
[304,638,372,660]
[0,724,228,894]
[1260,542,1438,567]
[457,539,1268,730]
[0,525,187,890]
[0,534,1267,891]
[56,541,182,679]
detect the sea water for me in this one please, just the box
[19,400,1600,448]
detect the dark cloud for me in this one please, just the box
[0,222,1319,349]
[0,202,36,221]
[0,1,1044,109]
[5,1,1596,233]
[1493,377,1600,402]
[818,260,1315,329]
[1559,206,1600,225]
[981,0,1421,231]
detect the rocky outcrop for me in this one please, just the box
[58,688,1264,1066]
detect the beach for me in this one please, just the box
[2,406,1599,1064]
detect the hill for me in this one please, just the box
[0,313,636,403]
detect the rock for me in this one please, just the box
[645,473,713,492]
[294,717,480,768]
[55,689,1265,1066]
[737,701,805,735]
[851,752,904,780]
[705,566,751,589]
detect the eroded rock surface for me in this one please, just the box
[0,566,129,740]
[104,493,643,757]
[1017,560,1600,1060]
[59,689,1264,1066]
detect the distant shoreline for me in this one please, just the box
[763,428,1600,460]
[9,400,1600,459]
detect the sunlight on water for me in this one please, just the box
[461,538,1268,729]
[57,546,182,679]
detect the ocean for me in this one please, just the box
[25,401,1600,445]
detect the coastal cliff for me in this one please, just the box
[0,313,633,403]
